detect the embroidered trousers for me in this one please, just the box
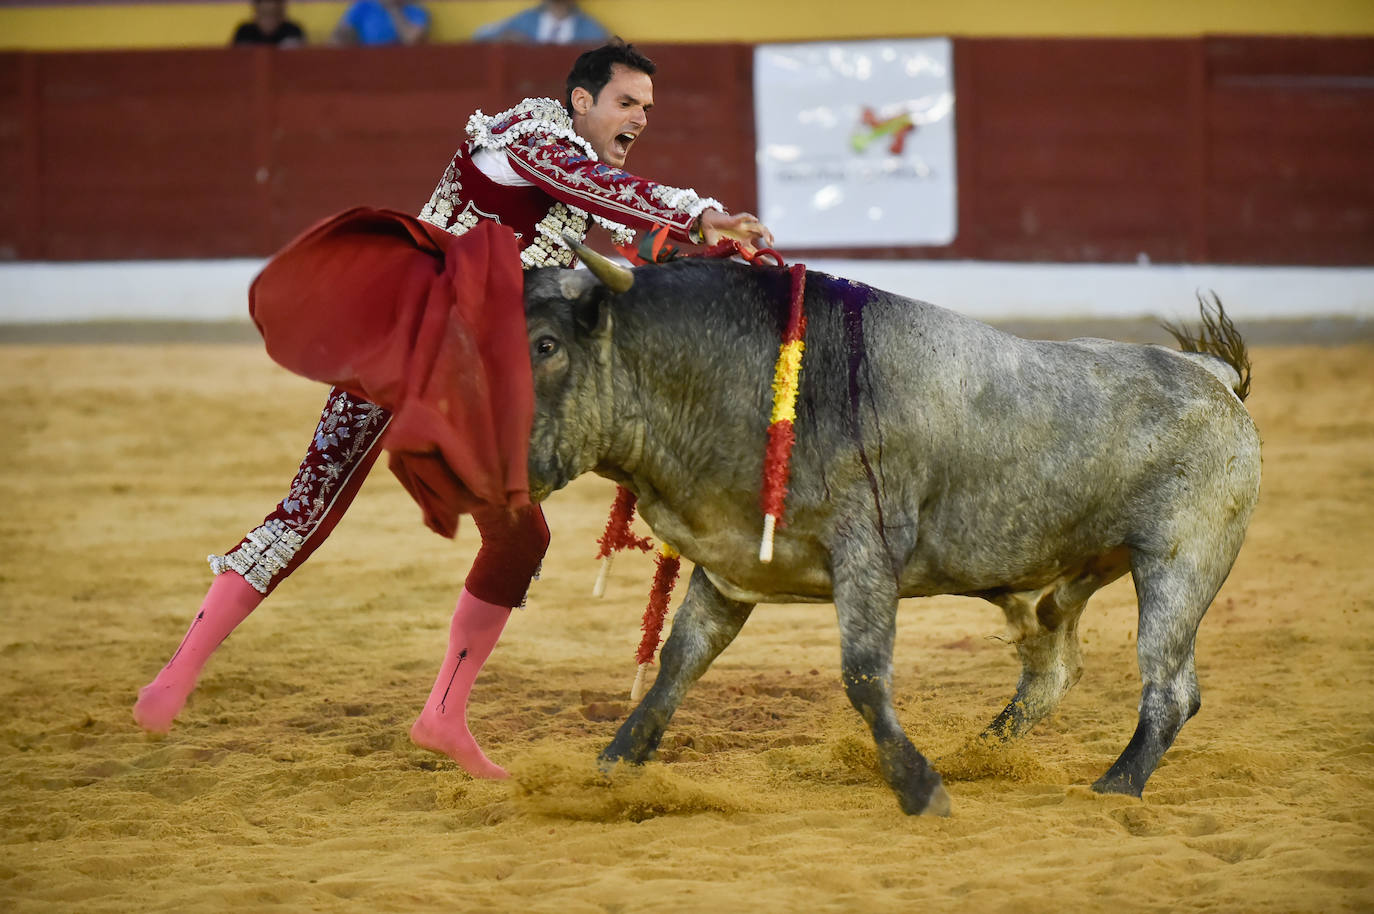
[210,387,548,606]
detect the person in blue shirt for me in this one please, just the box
[474,0,609,44]
[331,0,429,45]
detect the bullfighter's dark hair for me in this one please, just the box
[564,38,656,112]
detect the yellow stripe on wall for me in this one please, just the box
[2,0,1372,51]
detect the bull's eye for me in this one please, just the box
[535,336,559,358]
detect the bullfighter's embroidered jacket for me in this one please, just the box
[211,97,726,594]
[418,97,724,269]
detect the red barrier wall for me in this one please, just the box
[1204,37,1374,265]
[2,38,1370,264]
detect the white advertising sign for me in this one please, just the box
[754,39,957,248]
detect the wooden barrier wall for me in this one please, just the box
[1,38,1370,264]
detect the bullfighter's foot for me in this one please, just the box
[133,572,263,734]
[132,679,190,734]
[409,715,508,779]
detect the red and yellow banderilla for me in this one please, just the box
[592,230,808,693]
[758,263,807,562]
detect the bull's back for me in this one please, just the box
[789,286,1259,594]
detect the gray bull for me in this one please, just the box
[523,243,1260,816]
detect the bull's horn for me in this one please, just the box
[563,234,634,293]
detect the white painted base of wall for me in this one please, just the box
[2,260,265,324]
[2,258,1371,324]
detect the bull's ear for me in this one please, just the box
[571,286,612,339]
[557,269,601,301]
[557,267,610,339]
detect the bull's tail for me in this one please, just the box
[1162,292,1252,402]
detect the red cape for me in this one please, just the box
[249,207,532,538]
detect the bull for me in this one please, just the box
[523,241,1261,816]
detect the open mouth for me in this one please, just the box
[611,132,636,160]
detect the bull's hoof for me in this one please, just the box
[1090,771,1144,798]
[879,739,952,816]
[596,750,647,776]
[920,781,953,817]
[896,777,952,817]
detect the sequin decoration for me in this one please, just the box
[208,520,304,594]
[520,202,587,268]
[209,390,390,593]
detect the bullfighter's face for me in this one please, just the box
[570,64,653,169]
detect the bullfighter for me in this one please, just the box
[134,39,775,779]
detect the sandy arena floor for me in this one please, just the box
[1,336,1371,912]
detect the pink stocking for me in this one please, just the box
[133,572,264,733]
[409,588,511,779]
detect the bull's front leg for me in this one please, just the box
[832,532,951,817]
[600,565,754,768]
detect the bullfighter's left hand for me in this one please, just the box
[698,209,776,256]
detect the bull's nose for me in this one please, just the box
[526,466,567,502]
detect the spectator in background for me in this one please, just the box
[231,0,305,46]
[474,0,609,44]
[331,0,430,46]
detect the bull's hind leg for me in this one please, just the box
[600,566,754,768]
[981,589,1085,741]
[832,536,951,816]
[1092,544,1233,797]
[982,550,1130,740]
